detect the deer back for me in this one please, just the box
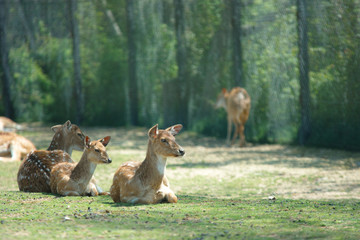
[17,150,73,192]
[17,120,85,193]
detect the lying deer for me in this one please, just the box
[0,132,36,162]
[50,136,111,196]
[0,116,23,132]
[17,120,85,192]
[215,87,251,147]
[110,124,185,204]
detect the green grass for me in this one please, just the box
[1,127,360,239]
[1,192,360,239]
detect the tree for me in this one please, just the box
[296,0,311,145]
[68,0,84,124]
[0,0,15,119]
[173,0,188,126]
[230,0,244,87]
[126,0,139,125]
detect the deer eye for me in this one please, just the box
[77,133,83,138]
[161,138,167,143]
[95,149,100,152]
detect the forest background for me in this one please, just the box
[0,0,359,150]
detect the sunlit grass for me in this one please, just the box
[1,127,360,239]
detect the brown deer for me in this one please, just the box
[0,116,23,132]
[0,132,36,162]
[110,124,185,204]
[50,136,111,196]
[17,120,86,192]
[215,87,251,147]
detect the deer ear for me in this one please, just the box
[148,124,159,139]
[100,136,111,147]
[51,124,62,133]
[85,136,91,148]
[65,120,72,131]
[221,88,227,94]
[165,124,183,136]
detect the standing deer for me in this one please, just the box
[0,116,23,131]
[17,120,86,192]
[215,87,251,147]
[110,124,185,204]
[50,136,112,196]
[0,132,36,162]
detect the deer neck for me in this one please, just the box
[70,151,96,185]
[138,141,167,189]
[47,132,73,155]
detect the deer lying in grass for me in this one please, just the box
[110,124,185,204]
[17,120,85,192]
[50,136,111,196]
[215,87,251,147]
[0,132,36,162]
[0,116,23,132]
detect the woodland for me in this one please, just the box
[0,0,359,150]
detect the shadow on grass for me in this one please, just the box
[169,144,360,170]
[101,194,218,208]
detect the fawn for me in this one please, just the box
[0,132,36,162]
[17,120,85,192]
[0,116,23,132]
[215,87,251,147]
[50,136,111,196]
[110,124,185,204]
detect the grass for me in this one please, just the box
[1,126,360,239]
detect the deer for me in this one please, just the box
[0,116,23,132]
[215,87,251,147]
[17,120,86,193]
[110,124,185,204]
[0,132,36,162]
[50,136,112,196]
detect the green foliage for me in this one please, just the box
[9,45,52,122]
[1,0,360,149]
[35,37,75,123]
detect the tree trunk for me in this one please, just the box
[68,0,84,124]
[0,0,15,119]
[230,0,244,87]
[100,0,122,37]
[297,0,311,145]
[15,0,36,51]
[172,0,188,127]
[126,0,139,125]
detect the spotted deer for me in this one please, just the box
[0,132,36,162]
[17,120,85,192]
[0,116,23,132]
[215,87,251,147]
[110,124,185,204]
[50,136,112,196]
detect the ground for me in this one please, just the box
[1,126,360,239]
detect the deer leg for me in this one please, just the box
[165,191,178,203]
[0,156,14,162]
[231,122,239,145]
[11,146,22,162]
[226,117,232,145]
[156,184,177,203]
[63,191,81,196]
[239,123,245,147]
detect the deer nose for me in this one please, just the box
[107,158,112,163]
[179,149,185,156]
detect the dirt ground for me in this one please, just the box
[8,125,360,200]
